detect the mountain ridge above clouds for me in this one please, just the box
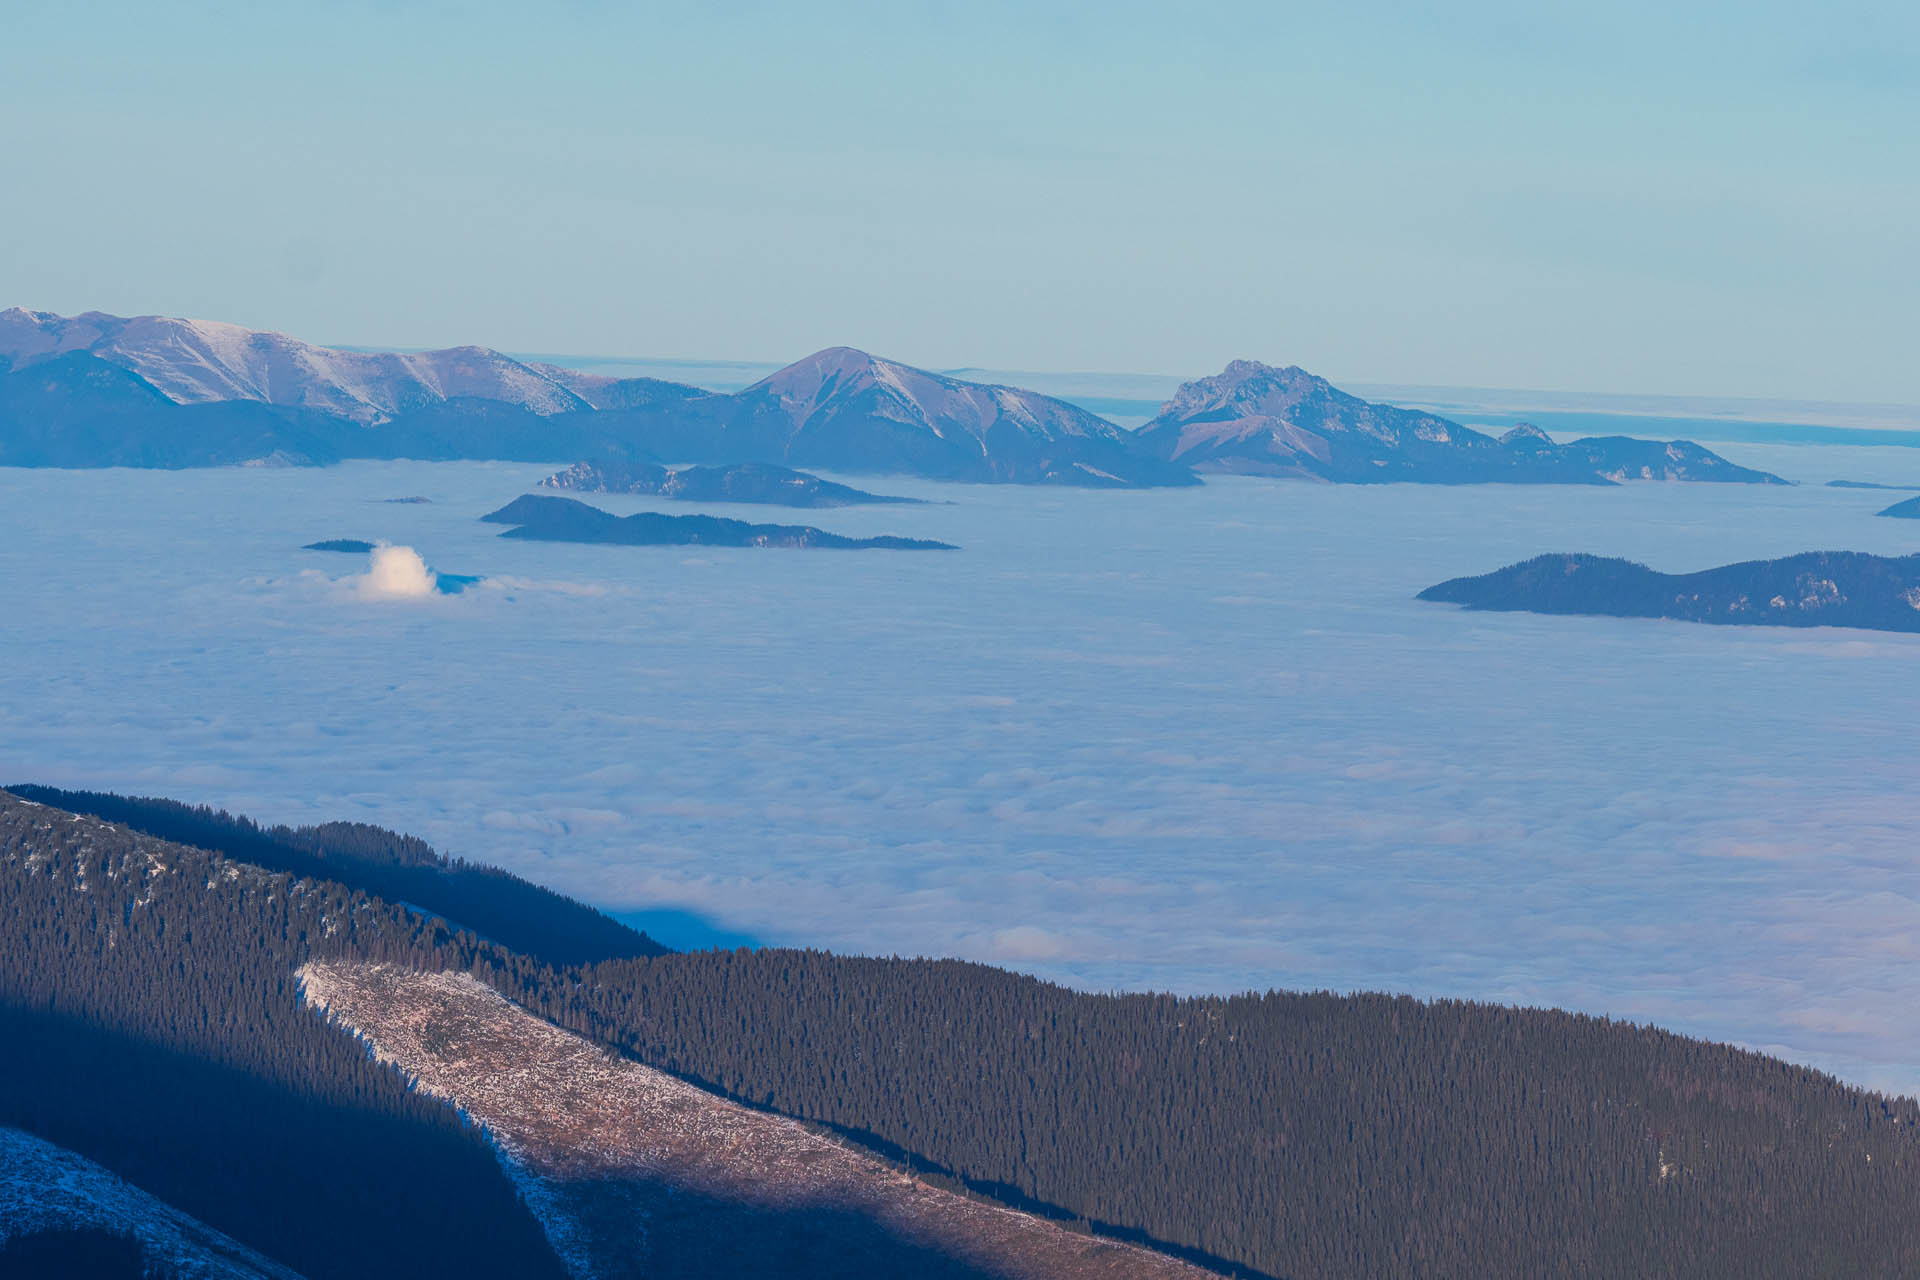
[0,308,1781,487]
[0,307,603,424]
[1130,359,1787,485]
[617,345,1202,488]
[0,311,1194,485]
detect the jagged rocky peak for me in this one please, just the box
[1158,359,1331,415]
[1497,422,1559,449]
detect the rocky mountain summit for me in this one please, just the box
[1131,361,1784,485]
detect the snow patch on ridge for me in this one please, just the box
[0,1126,301,1278]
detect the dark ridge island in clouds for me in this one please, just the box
[540,459,921,507]
[1420,551,1920,632]
[481,494,958,551]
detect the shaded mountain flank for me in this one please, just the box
[1877,495,1920,518]
[16,786,1920,1280]
[1129,362,1787,485]
[482,494,957,550]
[1419,551,1920,632]
[541,459,920,507]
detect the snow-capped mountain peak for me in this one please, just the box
[0,309,591,424]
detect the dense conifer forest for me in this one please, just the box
[0,1226,147,1278]
[0,794,567,1280]
[10,786,1920,1279]
[10,785,663,968]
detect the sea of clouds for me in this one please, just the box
[3,444,1919,1091]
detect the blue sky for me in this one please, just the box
[4,1,1915,400]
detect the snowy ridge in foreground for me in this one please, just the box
[0,1126,302,1279]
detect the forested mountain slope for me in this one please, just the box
[0,793,567,1280]
[18,787,1920,1279]
[9,785,663,969]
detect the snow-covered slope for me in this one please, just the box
[0,1126,302,1278]
[0,308,592,425]
[746,346,1125,444]
[526,362,713,412]
[671,347,1198,486]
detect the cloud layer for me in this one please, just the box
[5,447,1920,1092]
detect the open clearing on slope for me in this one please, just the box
[301,961,1216,1280]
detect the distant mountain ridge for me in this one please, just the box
[0,310,1195,486]
[0,309,1789,487]
[619,346,1199,487]
[1131,361,1785,485]
[0,307,595,424]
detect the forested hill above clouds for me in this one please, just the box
[10,785,1920,1279]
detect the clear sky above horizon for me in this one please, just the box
[4,1,1915,402]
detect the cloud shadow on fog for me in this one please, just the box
[615,908,764,953]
